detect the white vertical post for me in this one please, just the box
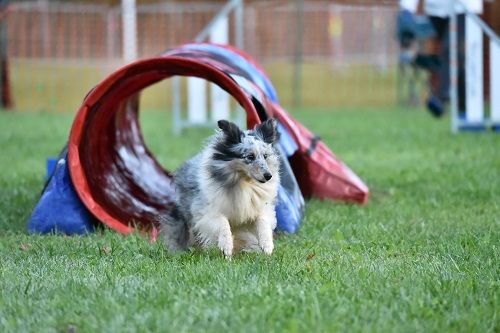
[465,15,483,123]
[490,40,500,125]
[210,16,230,122]
[122,0,137,62]
[187,78,207,124]
[172,77,182,134]
[234,0,244,49]
[210,80,230,122]
[174,0,244,133]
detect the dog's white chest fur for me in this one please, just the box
[209,180,275,226]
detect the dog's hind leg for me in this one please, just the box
[233,225,260,253]
[158,205,190,252]
[192,214,233,257]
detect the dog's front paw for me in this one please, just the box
[256,217,275,255]
[259,238,274,255]
[218,232,234,258]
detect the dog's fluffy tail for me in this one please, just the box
[158,204,189,252]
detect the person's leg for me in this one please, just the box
[437,17,450,104]
[426,16,449,117]
[457,13,466,113]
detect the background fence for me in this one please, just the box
[5,0,400,113]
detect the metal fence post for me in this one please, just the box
[293,0,304,110]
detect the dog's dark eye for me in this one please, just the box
[263,154,268,159]
[246,153,255,161]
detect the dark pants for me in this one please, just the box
[429,14,466,111]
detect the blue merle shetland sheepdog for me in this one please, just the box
[159,119,280,257]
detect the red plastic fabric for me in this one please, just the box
[68,57,260,234]
[270,103,369,204]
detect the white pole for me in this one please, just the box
[490,39,500,126]
[172,77,182,135]
[187,78,208,124]
[210,16,230,122]
[210,15,229,44]
[465,14,484,123]
[122,0,137,63]
[234,0,244,49]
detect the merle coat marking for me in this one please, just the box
[159,119,280,257]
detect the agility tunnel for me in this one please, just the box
[29,43,369,235]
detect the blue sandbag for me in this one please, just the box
[28,147,94,235]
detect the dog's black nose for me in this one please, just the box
[264,173,272,181]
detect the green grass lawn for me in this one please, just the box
[0,107,499,332]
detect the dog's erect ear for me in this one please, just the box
[217,120,243,144]
[255,118,278,144]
